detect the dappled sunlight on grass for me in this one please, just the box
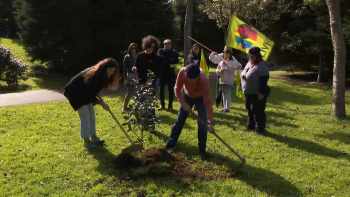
[1,75,349,196]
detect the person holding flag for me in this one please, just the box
[209,46,242,108]
[210,47,242,113]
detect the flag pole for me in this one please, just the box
[188,36,215,52]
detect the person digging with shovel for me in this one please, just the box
[63,58,121,149]
[163,63,215,157]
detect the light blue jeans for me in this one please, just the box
[77,104,96,139]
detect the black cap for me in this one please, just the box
[248,47,261,57]
[185,63,200,79]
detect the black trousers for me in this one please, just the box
[244,94,267,133]
[159,78,175,108]
[216,76,223,107]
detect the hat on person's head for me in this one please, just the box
[164,39,172,44]
[224,46,232,53]
[185,63,200,79]
[248,47,261,57]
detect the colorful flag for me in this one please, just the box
[226,15,274,61]
[235,70,244,100]
[200,49,210,79]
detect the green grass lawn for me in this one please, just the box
[0,38,71,93]
[0,72,349,196]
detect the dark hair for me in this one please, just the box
[253,55,263,64]
[142,35,160,54]
[225,50,233,61]
[84,58,121,90]
[190,43,201,58]
[127,43,138,55]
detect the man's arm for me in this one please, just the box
[202,75,213,122]
[174,68,185,105]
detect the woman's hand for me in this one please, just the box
[258,94,264,100]
[237,86,242,92]
[146,79,153,87]
[124,79,128,85]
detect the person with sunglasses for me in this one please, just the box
[238,47,270,135]
[122,43,138,113]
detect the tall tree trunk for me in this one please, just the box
[317,52,324,83]
[184,0,193,67]
[326,0,347,118]
[219,1,227,43]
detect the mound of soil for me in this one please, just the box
[142,148,175,164]
[116,148,235,180]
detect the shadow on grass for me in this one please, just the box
[318,132,350,145]
[268,86,325,106]
[152,131,302,196]
[267,132,350,161]
[88,146,119,176]
[212,110,298,130]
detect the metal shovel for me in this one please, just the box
[98,96,142,154]
[190,111,246,166]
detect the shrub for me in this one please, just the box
[0,45,29,86]
[123,71,159,147]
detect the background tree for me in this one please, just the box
[326,0,347,118]
[0,0,18,37]
[13,0,177,74]
[183,0,193,66]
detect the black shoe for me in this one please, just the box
[253,131,266,136]
[162,144,176,151]
[244,127,254,132]
[220,109,226,113]
[198,151,212,159]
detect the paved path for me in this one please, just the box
[0,69,260,107]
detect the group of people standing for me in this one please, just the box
[63,34,270,157]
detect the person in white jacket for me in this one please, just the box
[210,47,242,113]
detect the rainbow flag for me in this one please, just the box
[227,15,274,61]
[200,49,209,79]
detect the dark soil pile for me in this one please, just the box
[116,148,235,180]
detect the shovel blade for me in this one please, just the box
[121,144,143,154]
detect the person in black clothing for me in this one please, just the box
[238,47,270,135]
[133,35,164,93]
[187,43,201,66]
[157,39,179,112]
[63,58,121,148]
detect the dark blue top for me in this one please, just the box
[157,48,179,80]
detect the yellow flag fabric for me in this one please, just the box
[226,15,274,61]
[235,70,244,100]
[200,49,209,79]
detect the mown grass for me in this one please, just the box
[0,72,349,196]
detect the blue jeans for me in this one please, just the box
[166,92,208,152]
